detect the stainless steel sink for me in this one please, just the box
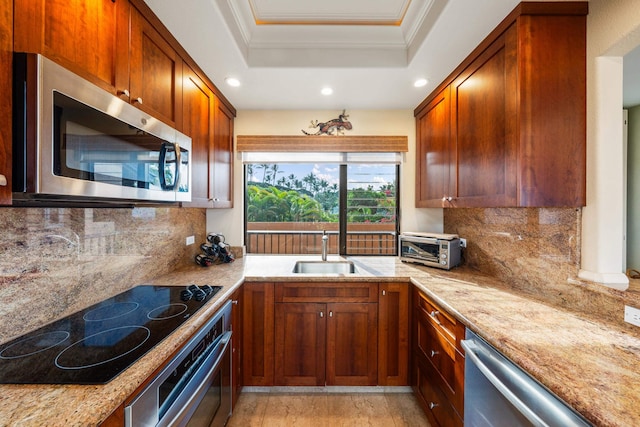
[292,260,357,274]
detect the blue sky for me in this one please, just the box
[247,163,395,190]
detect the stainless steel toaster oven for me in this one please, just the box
[399,232,462,270]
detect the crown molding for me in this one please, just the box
[215,0,448,67]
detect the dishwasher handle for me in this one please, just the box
[461,338,591,427]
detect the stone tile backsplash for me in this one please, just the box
[444,208,640,333]
[0,207,206,343]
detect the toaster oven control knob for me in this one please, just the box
[440,253,447,259]
[441,260,447,265]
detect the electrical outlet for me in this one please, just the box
[624,305,640,327]
[185,235,195,246]
[460,238,467,248]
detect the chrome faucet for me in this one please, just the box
[321,230,328,261]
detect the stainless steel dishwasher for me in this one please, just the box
[461,330,592,427]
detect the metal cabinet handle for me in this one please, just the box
[430,350,439,358]
[0,174,6,186]
[134,97,143,104]
[429,402,439,410]
[382,290,386,296]
[329,311,333,318]
[231,300,238,305]
[429,310,441,325]
[119,89,130,97]
[320,311,324,318]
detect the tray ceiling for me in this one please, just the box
[249,0,412,25]
[144,0,532,109]
[216,0,444,67]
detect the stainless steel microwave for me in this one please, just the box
[399,232,462,270]
[12,53,191,204]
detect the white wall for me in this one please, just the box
[206,109,443,246]
[579,0,640,289]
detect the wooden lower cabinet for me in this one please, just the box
[244,281,409,387]
[415,358,463,427]
[99,404,124,426]
[326,302,378,385]
[378,282,410,386]
[274,301,378,386]
[274,282,378,386]
[242,282,274,386]
[413,287,465,426]
[275,302,326,386]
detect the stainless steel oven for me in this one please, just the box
[125,300,233,427]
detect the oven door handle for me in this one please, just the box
[161,331,232,427]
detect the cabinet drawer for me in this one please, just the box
[415,357,463,427]
[416,291,462,346]
[417,309,457,389]
[275,282,378,303]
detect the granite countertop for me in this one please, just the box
[1,255,638,426]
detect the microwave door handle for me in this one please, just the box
[174,143,181,192]
[159,142,180,191]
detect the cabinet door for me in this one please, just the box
[14,0,129,97]
[129,7,182,128]
[211,99,235,208]
[182,66,215,207]
[274,303,326,386]
[0,0,12,204]
[242,282,274,386]
[450,32,518,207]
[326,303,377,386]
[230,288,243,407]
[378,283,409,386]
[415,87,452,207]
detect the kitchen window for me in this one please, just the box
[243,153,400,256]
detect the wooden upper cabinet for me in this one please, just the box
[211,99,235,208]
[14,0,129,97]
[414,3,587,208]
[415,87,452,207]
[14,0,183,129]
[182,66,215,208]
[449,30,518,207]
[129,6,182,128]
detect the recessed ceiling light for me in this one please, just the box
[321,87,333,96]
[225,77,241,87]
[414,78,428,88]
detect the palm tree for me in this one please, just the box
[257,164,270,183]
[270,164,282,185]
[246,164,255,182]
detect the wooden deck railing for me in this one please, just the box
[246,229,397,255]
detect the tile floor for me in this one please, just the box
[227,391,432,427]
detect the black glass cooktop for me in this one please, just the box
[0,284,221,384]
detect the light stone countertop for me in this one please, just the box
[0,255,638,426]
